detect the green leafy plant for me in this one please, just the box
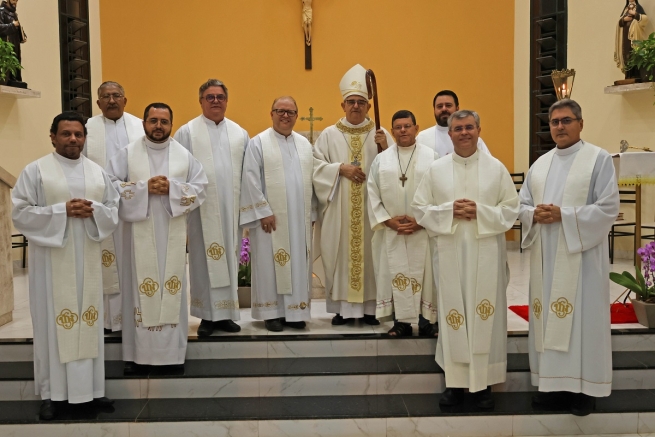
[0,39,22,83]
[610,241,655,303]
[627,32,655,82]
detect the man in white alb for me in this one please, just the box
[107,103,207,373]
[368,110,438,336]
[84,81,144,333]
[413,110,519,409]
[174,79,249,337]
[12,112,119,420]
[313,64,394,326]
[240,96,316,331]
[519,99,619,416]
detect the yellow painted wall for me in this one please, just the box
[100,0,515,171]
[514,0,530,176]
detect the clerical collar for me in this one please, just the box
[202,115,224,126]
[272,128,293,139]
[436,124,449,132]
[452,149,479,164]
[340,117,370,129]
[398,143,416,152]
[53,151,82,163]
[555,140,583,156]
[145,137,170,150]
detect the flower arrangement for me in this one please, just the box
[610,241,655,303]
[238,237,251,287]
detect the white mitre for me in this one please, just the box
[340,64,368,100]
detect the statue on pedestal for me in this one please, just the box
[615,0,649,80]
[0,0,27,88]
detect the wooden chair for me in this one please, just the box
[609,189,636,265]
[510,172,525,253]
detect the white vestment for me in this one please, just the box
[519,141,619,397]
[313,118,394,318]
[368,143,438,323]
[12,153,119,403]
[174,116,249,321]
[107,137,207,365]
[239,129,316,321]
[417,125,490,157]
[412,151,519,392]
[84,112,145,331]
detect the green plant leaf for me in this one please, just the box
[610,272,644,296]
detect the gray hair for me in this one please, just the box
[548,99,582,120]
[97,81,125,98]
[447,109,480,130]
[271,96,298,111]
[199,79,228,100]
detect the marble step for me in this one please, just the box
[2,391,655,436]
[2,352,655,400]
[2,328,655,362]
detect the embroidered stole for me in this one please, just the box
[189,116,245,289]
[38,153,105,364]
[529,142,600,352]
[434,153,500,364]
[260,128,313,295]
[86,113,144,296]
[129,139,189,327]
[378,145,434,320]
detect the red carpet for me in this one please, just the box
[509,303,638,324]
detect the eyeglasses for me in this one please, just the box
[549,117,580,127]
[392,124,415,131]
[345,99,368,107]
[99,93,124,101]
[204,94,227,103]
[146,118,171,126]
[272,109,298,116]
[451,124,477,133]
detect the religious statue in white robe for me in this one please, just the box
[84,111,144,331]
[12,153,119,403]
[412,150,519,392]
[417,125,490,158]
[519,141,619,397]
[239,128,316,321]
[174,116,249,323]
[367,143,438,324]
[107,137,207,365]
[313,120,394,318]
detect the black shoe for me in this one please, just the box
[331,314,348,325]
[418,322,439,337]
[474,386,494,409]
[39,400,56,420]
[104,328,113,335]
[214,319,241,333]
[93,397,115,407]
[532,391,568,407]
[196,319,215,337]
[570,393,596,416]
[439,387,465,407]
[362,314,380,325]
[387,322,412,337]
[265,318,284,332]
[281,318,307,329]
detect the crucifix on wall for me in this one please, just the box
[302,0,312,69]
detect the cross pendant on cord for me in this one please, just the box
[399,174,407,187]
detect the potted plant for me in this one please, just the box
[610,241,655,327]
[626,31,655,83]
[0,40,22,85]
[237,237,252,308]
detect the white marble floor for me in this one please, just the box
[0,248,644,340]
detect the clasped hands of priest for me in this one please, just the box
[148,175,170,195]
[384,216,423,235]
[453,199,477,221]
[532,204,562,224]
[66,198,94,218]
[339,163,367,184]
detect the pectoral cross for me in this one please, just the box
[300,107,323,145]
[399,174,407,187]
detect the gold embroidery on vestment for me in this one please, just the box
[240,205,254,212]
[82,306,99,327]
[214,300,239,310]
[134,307,142,327]
[274,248,291,266]
[120,181,136,188]
[533,298,542,319]
[335,119,375,136]
[256,200,269,208]
[253,301,278,308]
[207,242,225,261]
[139,278,159,297]
[392,273,410,291]
[191,298,205,308]
[165,275,182,295]
[551,297,573,319]
[287,301,309,310]
[56,309,78,330]
[476,299,495,321]
[410,278,422,294]
[101,250,115,267]
[446,309,465,330]
[121,189,135,200]
[348,134,364,296]
[180,195,196,207]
